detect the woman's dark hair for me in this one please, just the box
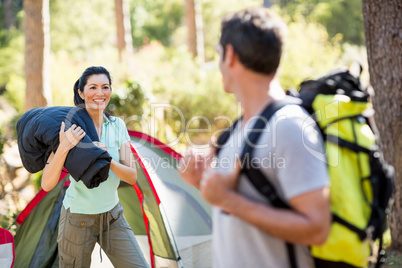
[73,66,113,119]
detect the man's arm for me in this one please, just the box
[222,186,330,245]
[200,165,331,246]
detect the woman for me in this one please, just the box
[42,66,149,267]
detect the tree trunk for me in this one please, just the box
[186,0,204,61]
[194,0,204,62]
[4,0,16,29]
[114,0,134,68]
[362,0,402,251]
[24,0,52,111]
[186,0,197,57]
[115,0,126,62]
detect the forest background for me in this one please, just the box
[0,0,400,265]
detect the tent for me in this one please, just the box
[13,131,212,268]
[0,227,15,268]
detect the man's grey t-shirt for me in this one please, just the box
[212,104,330,268]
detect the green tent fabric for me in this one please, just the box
[14,131,212,268]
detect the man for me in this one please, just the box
[179,7,331,268]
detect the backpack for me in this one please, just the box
[216,68,395,268]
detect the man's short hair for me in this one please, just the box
[220,7,287,75]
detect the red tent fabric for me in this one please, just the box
[0,227,15,268]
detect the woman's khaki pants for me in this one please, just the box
[57,203,149,268]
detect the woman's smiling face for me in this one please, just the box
[79,74,111,111]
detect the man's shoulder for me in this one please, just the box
[274,103,310,119]
[270,103,315,131]
[268,102,325,156]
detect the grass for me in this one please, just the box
[381,229,402,267]
[381,250,402,267]
[368,228,402,267]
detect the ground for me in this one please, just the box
[382,250,402,267]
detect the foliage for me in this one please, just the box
[126,42,237,148]
[383,250,402,267]
[200,0,261,61]
[0,113,20,151]
[0,116,21,234]
[0,0,366,151]
[30,171,43,192]
[128,0,184,47]
[0,0,23,30]
[108,79,147,130]
[49,0,115,57]
[274,0,364,46]
[136,0,272,56]
[165,65,238,147]
[48,0,128,106]
[0,127,6,155]
[277,12,343,90]
[309,0,364,46]
[0,210,18,234]
[0,29,24,112]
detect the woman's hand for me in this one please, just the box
[59,122,86,151]
[93,141,108,152]
[42,122,85,192]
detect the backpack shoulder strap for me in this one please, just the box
[215,100,298,208]
[240,99,295,208]
[215,99,300,268]
[240,99,299,157]
[216,117,241,156]
[240,99,299,268]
